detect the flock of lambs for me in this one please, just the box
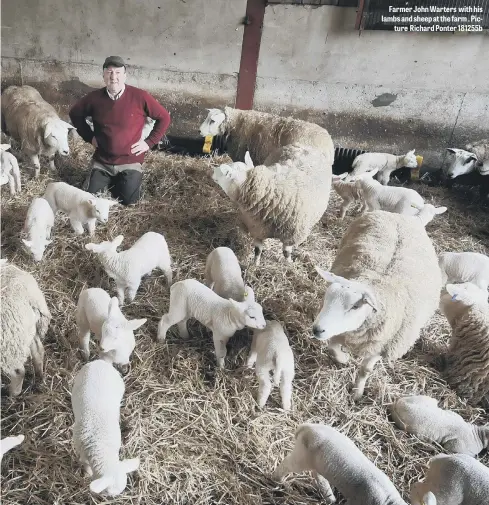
[1,85,489,504]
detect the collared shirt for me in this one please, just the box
[106,85,125,100]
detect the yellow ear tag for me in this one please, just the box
[203,135,213,154]
[411,155,423,180]
[243,290,248,298]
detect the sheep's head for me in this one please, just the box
[0,144,11,152]
[200,108,226,137]
[86,197,118,223]
[85,235,124,255]
[212,152,254,197]
[312,267,379,341]
[89,458,140,497]
[22,238,52,262]
[43,118,75,156]
[229,290,266,330]
[402,149,418,168]
[445,148,478,179]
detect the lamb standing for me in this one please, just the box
[157,279,266,368]
[213,146,332,265]
[44,181,117,236]
[349,149,418,185]
[71,360,139,496]
[0,144,21,195]
[199,106,335,167]
[410,453,489,505]
[246,320,295,411]
[1,85,75,177]
[438,251,489,292]
[439,282,489,406]
[331,172,366,219]
[389,395,489,457]
[204,246,245,301]
[76,288,147,371]
[273,423,408,505]
[1,263,51,396]
[312,210,441,400]
[85,232,172,305]
[22,197,55,262]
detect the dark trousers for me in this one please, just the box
[86,160,143,206]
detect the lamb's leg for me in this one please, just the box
[279,370,294,411]
[256,365,273,408]
[116,284,126,306]
[29,335,45,379]
[9,366,25,397]
[283,245,293,263]
[161,265,173,287]
[8,174,15,195]
[272,449,310,482]
[327,335,350,365]
[339,197,351,219]
[48,156,56,171]
[86,219,96,236]
[126,279,141,302]
[352,354,382,401]
[253,239,263,266]
[46,225,52,240]
[212,333,230,368]
[245,334,258,368]
[77,316,91,361]
[177,318,190,339]
[313,471,336,504]
[157,302,188,341]
[13,165,21,192]
[69,218,85,235]
[30,154,41,178]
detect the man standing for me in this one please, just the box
[69,56,171,205]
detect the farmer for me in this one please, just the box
[69,56,171,205]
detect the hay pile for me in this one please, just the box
[1,137,488,505]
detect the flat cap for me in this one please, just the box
[103,56,126,69]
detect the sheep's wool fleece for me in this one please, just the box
[0,264,51,375]
[330,210,441,361]
[237,144,332,245]
[1,85,61,154]
[223,107,335,167]
[445,304,489,406]
[467,139,489,162]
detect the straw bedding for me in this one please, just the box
[1,136,488,505]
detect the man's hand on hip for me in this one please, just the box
[131,140,150,156]
[91,137,98,148]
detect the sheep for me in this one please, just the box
[1,263,51,396]
[76,288,147,372]
[0,435,25,463]
[71,359,139,496]
[1,85,75,177]
[439,282,489,406]
[466,138,489,175]
[331,172,366,219]
[199,106,335,167]
[0,144,21,195]
[389,395,489,457]
[212,145,332,265]
[312,210,441,400]
[438,251,489,292]
[273,423,408,505]
[43,181,117,236]
[22,197,55,262]
[156,279,266,368]
[350,149,418,185]
[410,453,489,505]
[204,246,246,301]
[246,320,295,411]
[85,232,172,305]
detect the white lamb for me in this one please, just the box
[0,435,25,463]
[22,197,55,262]
[0,144,21,195]
[204,246,245,301]
[312,210,442,400]
[438,251,489,292]
[44,181,117,236]
[414,203,448,227]
[157,279,266,368]
[71,360,139,496]
[390,395,489,457]
[445,147,479,179]
[410,453,489,505]
[1,85,75,177]
[1,263,51,396]
[350,149,418,185]
[85,232,172,305]
[273,423,408,505]
[246,320,295,411]
[331,172,368,219]
[76,288,147,372]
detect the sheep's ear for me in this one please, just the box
[126,318,147,331]
[0,143,11,151]
[120,457,140,474]
[445,283,459,299]
[446,148,456,154]
[108,200,119,207]
[366,167,379,178]
[22,239,32,248]
[45,239,53,245]
[244,151,254,169]
[408,149,415,155]
[87,198,97,207]
[243,285,255,303]
[228,298,241,309]
[422,492,437,505]
[337,172,349,180]
[43,122,54,139]
[85,243,98,252]
[314,266,347,285]
[62,120,75,130]
[361,290,378,313]
[112,235,124,247]
[435,206,447,215]
[89,475,113,494]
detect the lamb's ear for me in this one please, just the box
[243,285,255,303]
[112,235,124,248]
[126,318,147,331]
[22,239,32,248]
[62,120,75,130]
[422,492,437,505]
[361,290,378,313]
[435,206,447,215]
[365,167,379,178]
[45,239,53,245]
[445,283,459,300]
[0,143,11,152]
[314,266,348,286]
[408,149,415,155]
[89,475,113,494]
[120,457,140,474]
[108,200,119,207]
[244,151,254,169]
[85,243,98,252]
[87,198,97,207]
[446,148,456,154]
[43,122,54,139]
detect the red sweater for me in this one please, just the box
[69,84,171,165]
